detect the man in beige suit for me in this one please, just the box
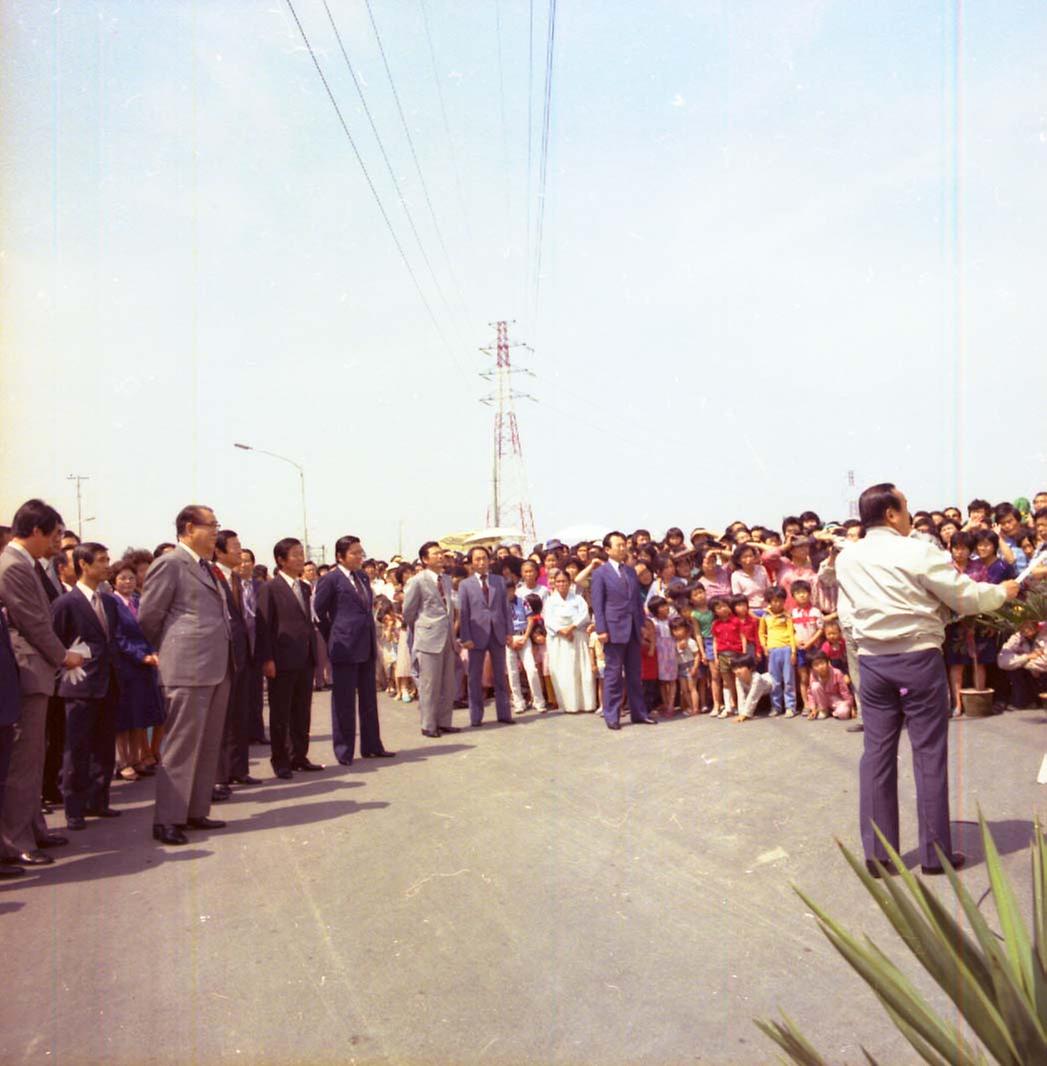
[402,541,462,738]
[139,505,232,845]
[0,499,84,866]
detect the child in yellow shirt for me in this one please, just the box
[758,587,798,717]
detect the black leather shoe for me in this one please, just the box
[185,817,226,830]
[452,699,469,709]
[362,751,396,758]
[606,720,621,731]
[633,716,657,725]
[275,768,294,780]
[230,775,262,785]
[41,801,54,815]
[922,852,966,876]
[497,719,517,725]
[846,722,864,733]
[865,857,901,879]
[152,824,189,845]
[471,721,485,728]
[211,785,231,801]
[292,760,324,772]
[86,807,121,818]
[250,735,270,745]
[440,725,462,734]
[0,862,26,878]
[15,849,54,866]
[421,729,440,738]
[37,833,69,847]
[66,817,87,832]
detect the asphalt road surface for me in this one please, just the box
[2,693,1045,1065]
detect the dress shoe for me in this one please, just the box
[362,751,396,758]
[292,760,325,772]
[211,785,231,802]
[230,775,262,785]
[0,863,26,878]
[152,824,189,845]
[250,735,270,745]
[43,791,63,806]
[15,849,54,866]
[66,817,87,832]
[633,716,657,725]
[497,719,516,725]
[452,699,469,709]
[275,768,294,780]
[471,721,485,728]
[185,816,226,830]
[37,833,69,847]
[846,722,864,733]
[86,807,121,818]
[865,857,901,879]
[41,801,54,815]
[421,728,440,738]
[606,720,621,731]
[440,725,462,734]
[922,852,966,876]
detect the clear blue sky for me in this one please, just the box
[2,1,1045,560]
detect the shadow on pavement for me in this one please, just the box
[6,846,214,889]
[0,899,26,913]
[208,798,390,836]
[900,818,1035,869]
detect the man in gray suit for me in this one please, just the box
[139,504,232,846]
[458,546,515,727]
[0,499,83,867]
[402,541,462,739]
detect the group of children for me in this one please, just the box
[643,581,854,722]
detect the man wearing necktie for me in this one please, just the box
[50,543,121,830]
[402,541,463,738]
[255,537,322,779]
[238,548,266,744]
[139,505,233,845]
[314,534,393,765]
[0,500,83,867]
[458,546,514,727]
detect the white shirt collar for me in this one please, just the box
[279,570,298,589]
[178,541,202,564]
[76,581,99,603]
[216,561,233,579]
[9,541,35,563]
[337,564,356,581]
[608,558,622,573]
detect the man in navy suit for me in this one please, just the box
[50,542,121,829]
[590,531,657,730]
[458,546,514,727]
[314,535,393,765]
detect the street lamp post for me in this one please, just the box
[234,443,310,558]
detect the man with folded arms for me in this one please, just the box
[837,483,1018,878]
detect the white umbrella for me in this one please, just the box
[464,526,525,546]
[547,523,611,546]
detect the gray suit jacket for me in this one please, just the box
[402,571,454,655]
[0,544,67,696]
[458,573,511,647]
[139,545,231,688]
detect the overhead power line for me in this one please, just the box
[283,0,470,379]
[361,0,473,327]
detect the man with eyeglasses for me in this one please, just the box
[139,504,232,846]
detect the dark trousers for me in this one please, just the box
[245,657,265,741]
[42,694,65,802]
[331,656,382,764]
[467,640,511,725]
[1007,668,1041,709]
[268,667,313,772]
[0,722,14,816]
[62,694,116,819]
[217,666,250,783]
[603,638,648,724]
[859,649,952,868]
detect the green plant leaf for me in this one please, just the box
[879,1001,980,1066]
[754,1016,830,1066]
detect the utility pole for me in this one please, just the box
[847,469,859,519]
[480,321,537,545]
[67,474,90,537]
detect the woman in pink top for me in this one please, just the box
[729,544,769,611]
[698,547,733,600]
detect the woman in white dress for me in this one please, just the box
[543,572,597,713]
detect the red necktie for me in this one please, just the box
[481,575,489,605]
[435,574,446,608]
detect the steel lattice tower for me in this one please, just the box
[480,321,537,545]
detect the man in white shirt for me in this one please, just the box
[837,483,1018,878]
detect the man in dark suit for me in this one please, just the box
[255,537,322,779]
[238,548,266,744]
[38,545,66,808]
[214,530,260,789]
[0,500,83,867]
[314,534,393,765]
[139,504,232,845]
[591,530,657,730]
[458,545,514,727]
[50,543,121,830]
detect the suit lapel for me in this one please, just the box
[183,550,221,598]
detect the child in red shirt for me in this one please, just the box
[711,597,743,717]
[732,596,763,662]
[640,618,661,714]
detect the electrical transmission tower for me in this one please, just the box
[480,321,537,545]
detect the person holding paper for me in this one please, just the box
[50,543,121,830]
[836,483,1019,879]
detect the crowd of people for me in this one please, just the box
[0,489,1044,880]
